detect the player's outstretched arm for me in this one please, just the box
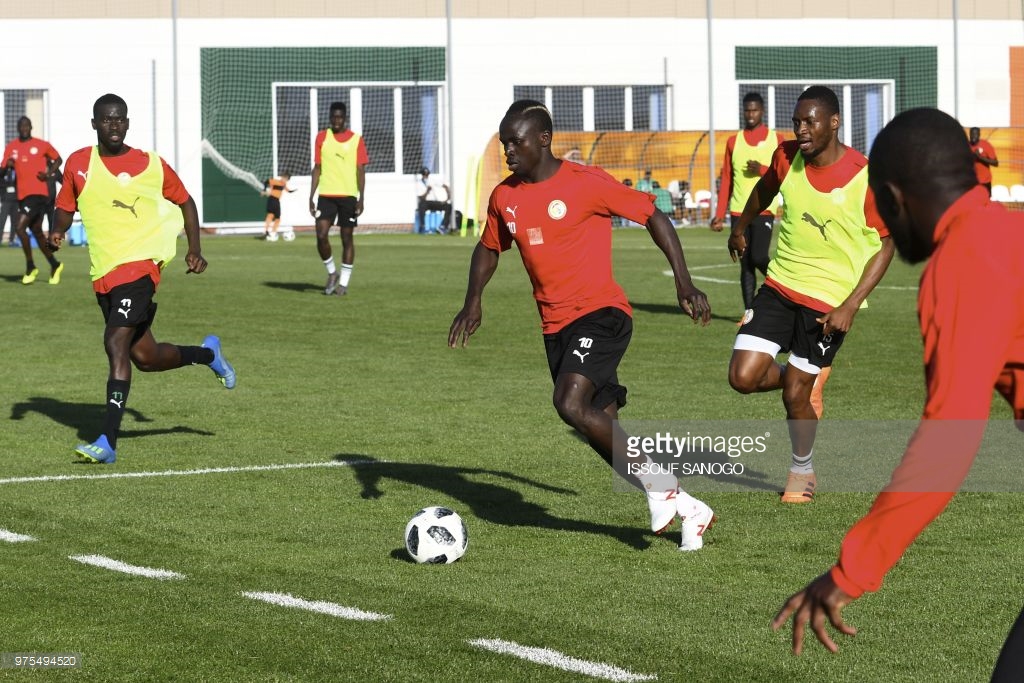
[646,209,711,325]
[728,176,776,262]
[179,197,207,274]
[449,242,500,348]
[771,571,857,655]
[48,208,75,251]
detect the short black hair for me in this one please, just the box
[504,99,553,135]
[869,108,977,197]
[798,86,840,117]
[93,93,128,118]
[329,101,347,116]
[742,92,764,106]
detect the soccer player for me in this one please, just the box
[710,92,785,312]
[3,116,63,285]
[771,108,1024,680]
[261,173,293,241]
[726,85,895,503]
[448,100,716,550]
[48,93,236,464]
[968,126,998,196]
[308,101,368,296]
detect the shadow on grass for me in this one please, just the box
[262,281,325,294]
[337,454,653,550]
[629,300,739,324]
[9,396,215,442]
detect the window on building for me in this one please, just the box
[513,84,671,132]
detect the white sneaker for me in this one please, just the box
[678,497,715,551]
[646,488,678,534]
[266,232,279,242]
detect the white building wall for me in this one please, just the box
[2,15,1022,225]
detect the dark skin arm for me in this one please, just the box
[815,236,895,334]
[728,175,777,260]
[646,208,711,324]
[448,242,500,348]
[771,572,857,654]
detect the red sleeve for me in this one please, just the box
[832,229,1015,598]
[762,142,793,196]
[313,130,327,165]
[2,141,13,165]
[982,140,997,160]
[55,148,90,213]
[714,135,737,221]
[357,137,369,166]
[863,187,889,238]
[480,186,512,253]
[160,157,190,205]
[43,141,60,161]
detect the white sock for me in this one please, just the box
[324,258,336,275]
[637,455,679,495]
[339,263,353,287]
[790,451,814,474]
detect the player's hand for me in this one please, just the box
[709,217,724,232]
[308,199,317,217]
[816,302,858,335]
[745,160,764,176]
[355,197,365,217]
[448,304,482,348]
[677,283,711,326]
[47,232,63,251]
[185,251,207,274]
[771,572,856,654]
[728,232,747,262]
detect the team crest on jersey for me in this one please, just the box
[116,172,132,186]
[829,188,847,205]
[527,227,544,245]
[547,199,567,220]
[29,147,38,156]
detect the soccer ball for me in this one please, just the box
[404,506,468,564]
[282,229,296,241]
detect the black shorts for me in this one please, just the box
[544,307,632,409]
[97,276,158,334]
[316,196,358,228]
[734,285,845,373]
[265,197,281,219]
[18,195,50,224]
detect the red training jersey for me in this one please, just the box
[714,125,785,220]
[3,136,60,200]
[970,139,997,184]
[481,161,656,333]
[831,186,1024,599]
[313,130,369,166]
[57,146,191,293]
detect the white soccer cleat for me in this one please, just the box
[678,497,715,552]
[646,488,678,534]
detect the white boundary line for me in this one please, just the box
[69,554,185,580]
[0,459,374,486]
[468,638,657,682]
[0,528,37,543]
[243,592,392,622]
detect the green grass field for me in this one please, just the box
[1,229,1020,682]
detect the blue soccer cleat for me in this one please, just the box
[202,334,236,389]
[74,435,117,464]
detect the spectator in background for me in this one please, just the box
[636,168,654,193]
[968,127,998,195]
[711,92,785,312]
[0,165,16,246]
[416,167,453,234]
[651,180,675,221]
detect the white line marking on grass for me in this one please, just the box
[0,528,37,543]
[661,268,918,290]
[69,554,185,580]
[468,638,657,682]
[0,459,375,486]
[242,592,392,621]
